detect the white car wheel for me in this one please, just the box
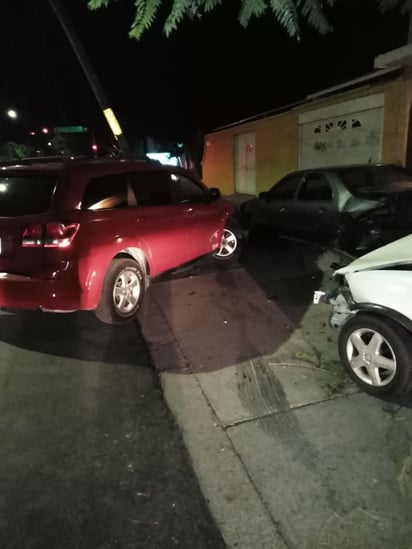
[338,314,412,396]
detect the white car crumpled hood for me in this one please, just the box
[334,234,412,320]
[336,234,412,275]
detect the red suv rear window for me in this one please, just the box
[0,175,57,217]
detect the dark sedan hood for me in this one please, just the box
[343,187,412,217]
[353,183,412,197]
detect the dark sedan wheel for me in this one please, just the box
[338,314,412,396]
[95,258,145,325]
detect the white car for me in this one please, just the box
[314,235,412,395]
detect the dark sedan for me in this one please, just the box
[239,164,412,255]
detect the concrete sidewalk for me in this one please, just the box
[138,258,412,549]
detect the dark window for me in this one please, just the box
[129,171,173,206]
[0,175,57,216]
[170,174,206,203]
[268,175,300,200]
[298,174,332,201]
[82,174,128,210]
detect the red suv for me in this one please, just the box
[0,158,241,323]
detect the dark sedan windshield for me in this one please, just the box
[337,165,412,197]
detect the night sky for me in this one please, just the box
[0,0,409,147]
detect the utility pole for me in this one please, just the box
[48,0,131,156]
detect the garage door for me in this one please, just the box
[299,94,384,169]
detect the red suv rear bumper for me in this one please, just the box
[0,272,83,312]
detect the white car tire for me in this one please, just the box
[338,314,412,396]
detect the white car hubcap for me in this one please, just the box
[113,269,141,314]
[346,328,396,387]
[215,228,237,258]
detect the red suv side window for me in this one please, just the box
[169,174,206,204]
[129,171,173,207]
[82,174,128,210]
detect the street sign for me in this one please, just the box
[54,126,86,134]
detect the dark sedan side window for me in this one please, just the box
[268,175,301,200]
[298,174,332,201]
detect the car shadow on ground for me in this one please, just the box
[137,235,333,373]
[240,235,325,324]
[0,309,151,367]
[163,235,326,325]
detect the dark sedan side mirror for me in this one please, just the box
[208,187,221,201]
[258,191,269,201]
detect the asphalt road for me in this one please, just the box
[0,310,225,549]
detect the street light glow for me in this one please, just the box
[6,109,17,119]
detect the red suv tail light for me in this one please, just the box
[21,223,80,248]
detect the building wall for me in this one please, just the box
[381,77,409,165]
[202,113,298,195]
[203,73,411,196]
[202,130,235,195]
[255,114,298,193]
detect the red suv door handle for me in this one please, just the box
[136,216,146,222]
[185,208,196,217]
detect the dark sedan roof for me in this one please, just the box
[289,163,404,176]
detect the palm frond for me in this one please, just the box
[87,0,110,10]
[269,0,300,36]
[129,0,162,40]
[297,0,333,34]
[203,0,223,12]
[239,0,267,27]
[164,0,192,36]
[88,0,408,41]
[378,0,406,10]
